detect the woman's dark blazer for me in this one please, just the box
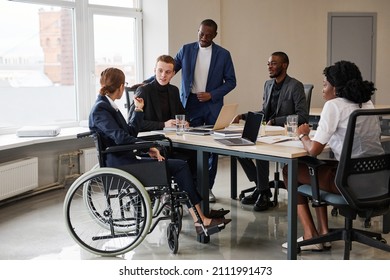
[89,95,144,167]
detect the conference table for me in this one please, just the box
[143,130,308,260]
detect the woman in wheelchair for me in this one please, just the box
[89,67,231,236]
[282,60,381,251]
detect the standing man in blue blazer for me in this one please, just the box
[174,19,237,202]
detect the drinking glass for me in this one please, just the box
[286,115,298,138]
[175,114,186,135]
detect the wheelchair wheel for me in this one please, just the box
[167,223,179,254]
[174,205,183,234]
[64,167,152,256]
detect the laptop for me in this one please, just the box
[186,103,239,135]
[214,112,263,146]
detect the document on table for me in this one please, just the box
[274,140,304,148]
[257,135,294,144]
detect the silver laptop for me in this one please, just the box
[214,112,263,146]
[186,103,239,135]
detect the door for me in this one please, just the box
[328,13,376,83]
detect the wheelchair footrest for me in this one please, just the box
[199,222,226,237]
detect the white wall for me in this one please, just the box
[142,0,169,77]
[143,0,390,114]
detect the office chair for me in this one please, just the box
[239,84,314,205]
[124,85,139,113]
[303,84,313,112]
[297,108,390,259]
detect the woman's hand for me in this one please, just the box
[148,147,165,161]
[297,123,311,135]
[134,97,144,110]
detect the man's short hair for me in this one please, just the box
[200,19,218,32]
[156,55,175,68]
[272,51,289,65]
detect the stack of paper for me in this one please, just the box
[261,125,286,136]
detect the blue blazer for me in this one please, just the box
[174,42,237,112]
[89,95,144,166]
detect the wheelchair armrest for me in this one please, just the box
[138,134,169,142]
[138,134,173,155]
[103,141,159,153]
[104,141,158,154]
[298,156,327,207]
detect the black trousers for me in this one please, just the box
[237,157,270,192]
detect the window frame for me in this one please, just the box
[0,0,143,135]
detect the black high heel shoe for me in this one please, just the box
[207,208,230,219]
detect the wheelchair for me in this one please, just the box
[63,132,220,257]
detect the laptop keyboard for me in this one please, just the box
[226,138,248,144]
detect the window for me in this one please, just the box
[89,0,138,8]
[0,0,142,134]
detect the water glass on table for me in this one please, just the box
[175,114,186,135]
[286,115,298,138]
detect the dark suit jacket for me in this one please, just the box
[244,75,308,126]
[129,80,186,131]
[89,95,144,166]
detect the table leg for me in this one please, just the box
[197,150,210,243]
[230,157,237,199]
[287,159,298,260]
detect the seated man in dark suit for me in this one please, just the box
[233,51,308,211]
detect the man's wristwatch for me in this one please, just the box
[299,133,308,141]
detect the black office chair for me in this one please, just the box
[297,108,390,259]
[303,84,313,112]
[124,85,140,113]
[239,84,314,205]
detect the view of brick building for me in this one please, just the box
[39,8,74,85]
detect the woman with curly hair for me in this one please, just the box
[282,60,383,251]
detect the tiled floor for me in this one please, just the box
[1,156,390,260]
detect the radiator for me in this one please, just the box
[0,157,38,201]
[80,148,99,173]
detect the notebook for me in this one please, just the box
[214,112,263,146]
[186,103,239,135]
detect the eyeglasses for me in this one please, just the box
[267,61,279,67]
[124,82,128,87]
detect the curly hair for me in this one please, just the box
[99,68,125,96]
[323,60,376,106]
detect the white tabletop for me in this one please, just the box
[141,130,308,159]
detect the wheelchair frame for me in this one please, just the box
[63,132,203,256]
